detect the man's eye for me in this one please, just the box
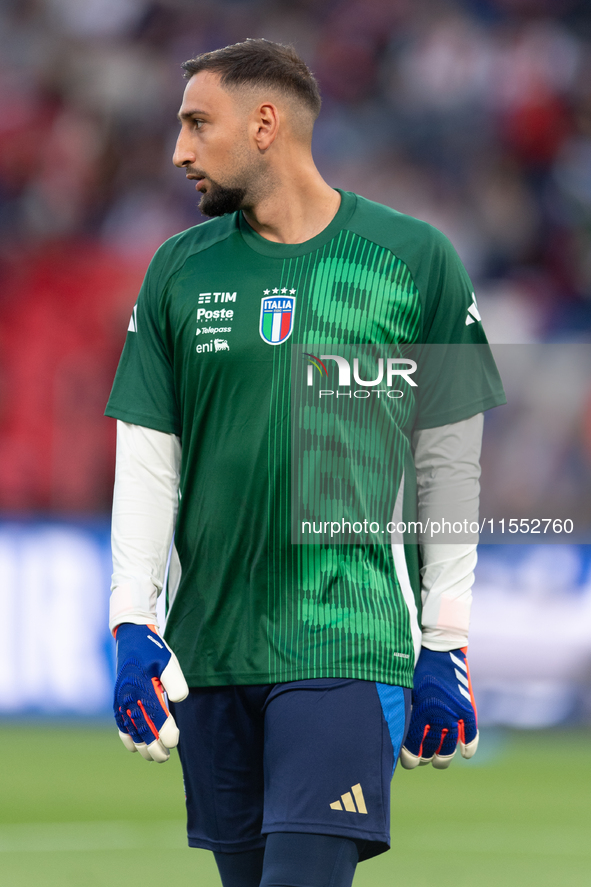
[192,119,204,129]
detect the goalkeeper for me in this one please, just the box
[106,38,504,887]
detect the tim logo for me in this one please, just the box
[214,339,229,352]
[260,296,295,345]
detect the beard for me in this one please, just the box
[199,179,248,217]
[187,145,268,218]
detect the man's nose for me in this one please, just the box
[173,130,196,168]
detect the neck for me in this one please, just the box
[241,154,341,244]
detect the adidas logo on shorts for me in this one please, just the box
[329,783,367,814]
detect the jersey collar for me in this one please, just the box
[238,189,356,258]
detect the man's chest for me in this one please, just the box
[164,247,422,369]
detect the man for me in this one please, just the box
[106,39,505,887]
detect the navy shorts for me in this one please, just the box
[170,679,411,861]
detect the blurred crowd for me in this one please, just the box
[1,0,591,512]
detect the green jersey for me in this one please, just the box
[106,190,505,688]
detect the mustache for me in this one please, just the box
[185,166,208,179]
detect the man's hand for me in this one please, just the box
[400,647,479,770]
[114,623,189,762]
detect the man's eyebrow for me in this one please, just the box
[177,108,209,121]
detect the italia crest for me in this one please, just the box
[259,288,296,345]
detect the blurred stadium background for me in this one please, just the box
[1,0,590,884]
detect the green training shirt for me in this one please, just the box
[106,190,505,688]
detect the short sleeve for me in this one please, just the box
[413,228,506,429]
[105,257,181,435]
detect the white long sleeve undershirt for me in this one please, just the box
[413,414,483,651]
[110,414,484,649]
[109,421,181,633]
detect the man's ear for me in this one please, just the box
[252,101,280,151]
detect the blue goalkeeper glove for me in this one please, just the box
[400,647,479,770]
[114,623,189,763]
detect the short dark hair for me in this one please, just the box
[181,38,321,119]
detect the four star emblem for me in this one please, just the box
[264,286,297,295]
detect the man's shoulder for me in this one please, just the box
[149,213,239,280]
[347,192,454,263]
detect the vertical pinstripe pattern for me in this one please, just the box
[266,231,421,686]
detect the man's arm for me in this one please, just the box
[110,420,181,632]
[401,413,482,769]
[110,420,188,762]
[414,412,483,652]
